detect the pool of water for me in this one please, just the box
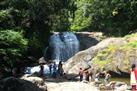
[110,77,130,85]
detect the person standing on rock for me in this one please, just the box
[88,68,94,81]
[39,64,44,77]
[84,69,90,82]
[49,62,53,75]
[130,64,137,91]
[58,61,64,76]
[52,62,57,78]
[79,68,84,82]
[38,57,46,78]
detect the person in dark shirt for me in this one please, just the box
[79,68,84,82]
[58,61,63,76]
[39,64,44,77]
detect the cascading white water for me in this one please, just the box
[44,32,79,63]
[25,32,79,75]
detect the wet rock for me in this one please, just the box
[114,81,127,91]
[99,81,128,91]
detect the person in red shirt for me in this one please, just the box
[133,64,137,82]
[131,64,137,91]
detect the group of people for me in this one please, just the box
[49,61,64,78]
[39,61,64,78]
[95,71,111,85]
[79,68,93,82]
[78,63,137,91]
[79,67,111,85]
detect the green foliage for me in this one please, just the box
[121,41,137,49]
[28,33,42,50]
[92,35,137,71]
[1,0,137,67]
[90,0,137,36]
[92,45,117,68]
[127,41,137,48]
[0,29,28,67]
[70,0,92,31]
[123,33,137,48]
[0,9,9,21]
[46,0,76,31]
[71,0,137,36]
[0,0,76,58]
[124,33,137,39]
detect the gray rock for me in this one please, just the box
[0,77,45,91]
[75,32,103,50]
[63,38,127,74]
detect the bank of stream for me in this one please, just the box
[110,77,130,85]
[100,77,130,85]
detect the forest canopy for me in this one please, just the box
[0,0,137,72]
[71,0,137,36]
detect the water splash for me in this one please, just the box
[25,65,50,75]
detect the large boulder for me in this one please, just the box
[75,32,104,50]
[21,75,47,91]
[0,77,45,91]
[63,38,128,75]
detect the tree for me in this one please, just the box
[89,0,137,36]
[71,0,137,36]
[0,0,76,58]
[0,30,28,71]
[70,0,93,31]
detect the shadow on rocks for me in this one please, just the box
[0,77,47,91]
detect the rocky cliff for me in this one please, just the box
[63,33,137,76]
[75,32,104,50]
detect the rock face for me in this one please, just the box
[44,32,103,63]
[21,75,47,91]
[63,38,128,75]
[75,32,103,50]
[0,77,44,91]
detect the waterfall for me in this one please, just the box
[44,32,79,63]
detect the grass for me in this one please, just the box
[124,33,137,39]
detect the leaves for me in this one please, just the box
[0,30,28,57]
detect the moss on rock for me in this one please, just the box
[92,36,137,73]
